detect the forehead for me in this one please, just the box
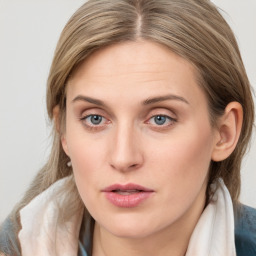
[72,40,196,79]
[67,40,206,109]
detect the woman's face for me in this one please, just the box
[62,41,219,239]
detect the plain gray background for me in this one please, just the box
[0,0,255,221]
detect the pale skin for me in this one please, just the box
[56,40,243,256]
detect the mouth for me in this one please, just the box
[103,183,154,192]
[112,189,144,195]
[102,183,154,208]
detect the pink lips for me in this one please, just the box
[102,183,154,208]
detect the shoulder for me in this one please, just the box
[235,204,256,256]
[0,216,21,256]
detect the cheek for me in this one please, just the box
[64,115,107,171]
[63,122,97,176]
[148,123,214,192]
[142,125,214,224]
[64,125,113,208]
[67,137,104,210]
[68,135,106,178]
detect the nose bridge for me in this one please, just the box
[109,120,143,171]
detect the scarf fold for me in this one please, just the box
[18,177,84,256]
[186,178,236,256]
[18,177,236,256]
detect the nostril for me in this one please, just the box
[110,162,139,171]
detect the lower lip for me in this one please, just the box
[104,191,153,208]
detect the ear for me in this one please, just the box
[53,105,70,156]
[53,105,61,133]
[211,102,243,162]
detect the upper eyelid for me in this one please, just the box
[80,115,109,130]
[150,114,176,120]
[147,115,176,124]
[74,102,115,119]
[145,108,177,119]
[79,107,115,121]
[81,114,107,122]
[79,107,177,120]
[81,114,176,127]
[80,109,107,118]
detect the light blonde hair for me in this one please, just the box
[8,0,255,244]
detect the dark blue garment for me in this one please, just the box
[235,205,256,256]
[79,241,89,256]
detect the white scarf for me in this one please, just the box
[18,177,84,256]
[18,177,236,256]
[186,179,236,256]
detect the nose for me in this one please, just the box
[109,123,144,172]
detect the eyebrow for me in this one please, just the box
[72,95,105,106]
[72,94,189,106]
[143,94,189,105]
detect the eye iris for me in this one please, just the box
[154,115,166,125]
[90,115,102,125]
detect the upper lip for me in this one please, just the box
[102,183,154,192]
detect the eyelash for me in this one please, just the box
[79,115,109,131]
[146,115,177,128]
[79,113,177,131]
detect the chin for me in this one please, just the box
[108,224,153,239]
[98,213,165,239]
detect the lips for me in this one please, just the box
[102,183,154,208]
[113,189,142,195]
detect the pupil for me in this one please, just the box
[91,115,102,125]
[154,115,166,125]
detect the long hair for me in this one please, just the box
[8,0,255,243]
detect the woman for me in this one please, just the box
[0,0,255,255]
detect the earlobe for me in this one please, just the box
[61,134,70,156]
[53,105,70,156]
[211,102,243,162]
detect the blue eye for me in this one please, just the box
[148,115,175,126]
[80,114,110,131]
[154,115,167,125]
[84,115,104,125]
